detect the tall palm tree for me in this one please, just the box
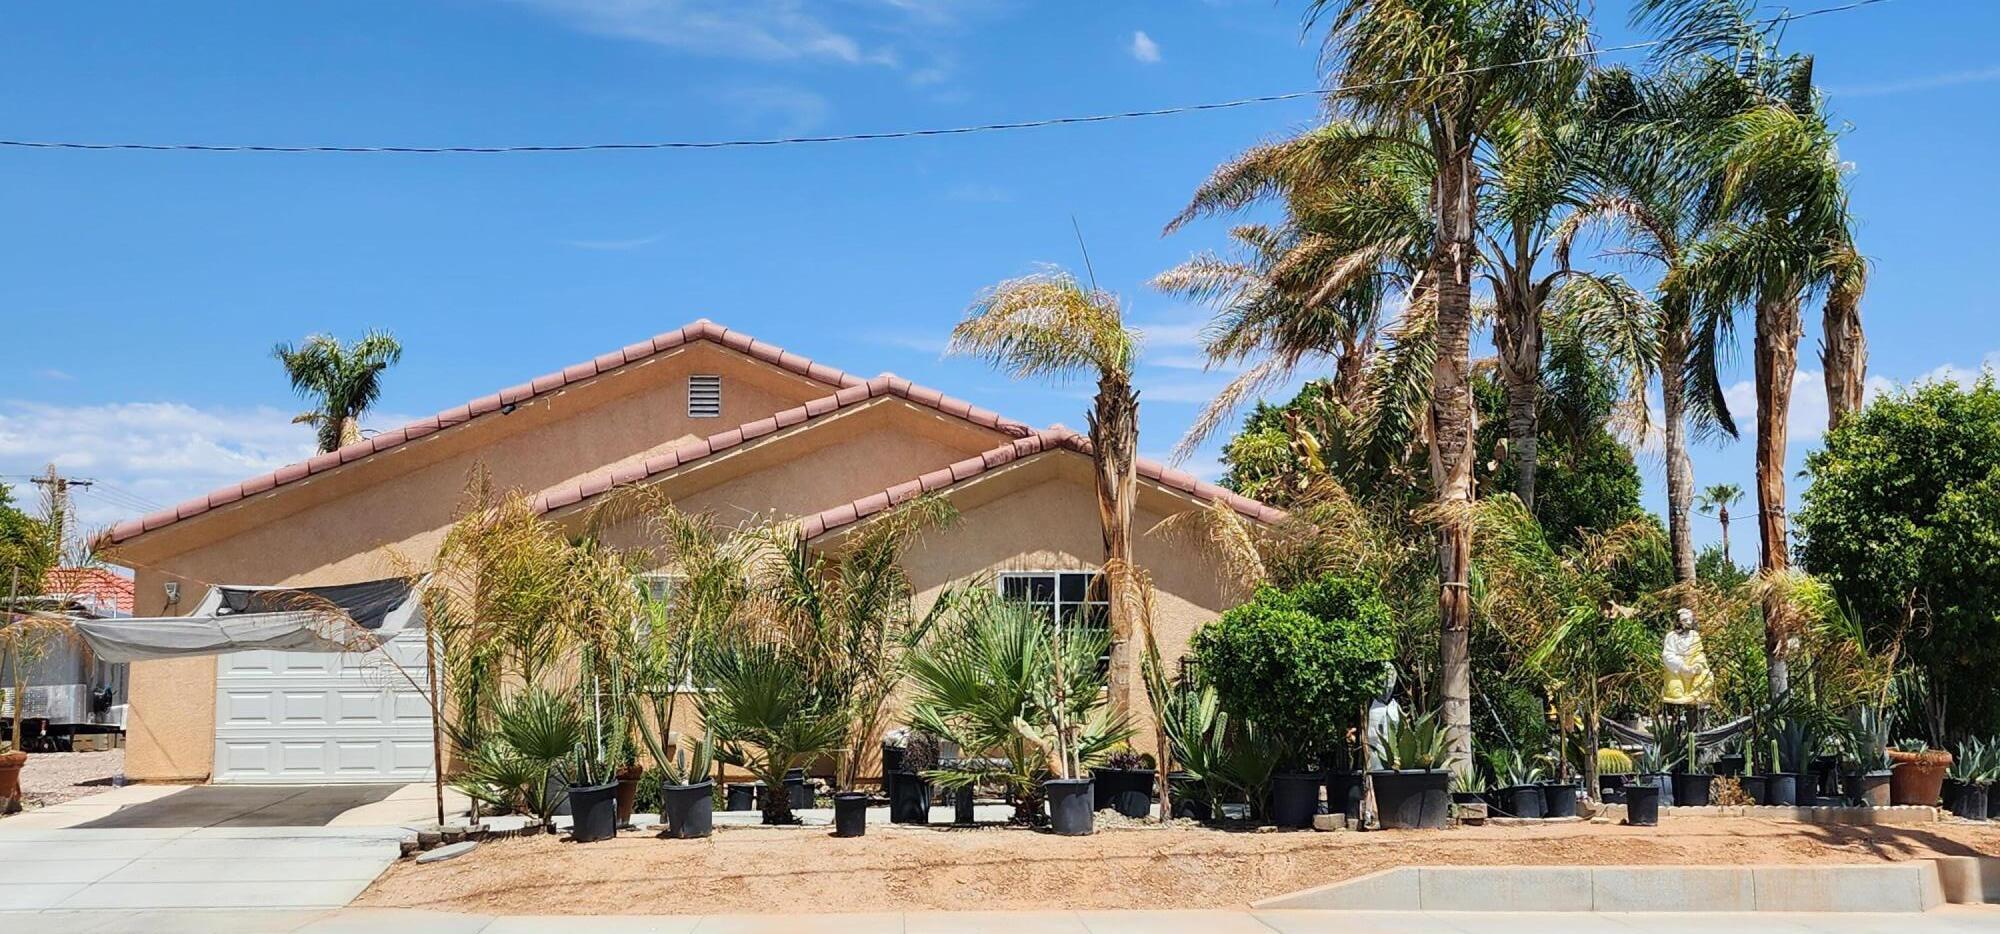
[1639,0,1857,699]
[948,269,1142,710]
[1306,0,1591,766]
[273,330,404,453]
[1694,482,1744,566]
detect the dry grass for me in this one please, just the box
[358,815,2000,916]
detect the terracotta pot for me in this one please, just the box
[1888,749,1952,806]
[0,750,26,808]
[614,764,645,827]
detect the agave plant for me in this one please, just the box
[630,698,714,788]
[1369,710,1449,771]
[906,599,1133,824]
[1949,739,1999,789]
[1488,748,1547,787]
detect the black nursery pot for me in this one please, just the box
[1763,773,1799,807]
[568,781,620,843]
[1739,774,1769,804]
[1844,770,1892,807]
[889,770,932,824]
[1624,783,1663,826]
[1812,755,1843,798]
[1715,754,1747,777]
[1645,772,1675,804]
[1045,778,1095,836]
[1495,784,1545,819]
[1171,773,1213,820]
[661,780,715,839]
[725,784,756,812]
[1326,771,1365,822]
[1270,771,1323,829]
[1671,773,1714,807]
[1599,773,1628,804]
[1541,782,1579,818]
[1091,767,1157,819]
[1941,778,1965,815]
[1372,770,1451,829]
[786,768,813,811]
[1951,783,1989,821]
[832,791,870,837]
[954,785,976,824]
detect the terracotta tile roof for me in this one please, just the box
[532,374,1033,515]
[99,320,863,547]
[42,567,135,615]
[797,426,1286,540]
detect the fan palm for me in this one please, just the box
[1306,0,1593,768]
[695,635,851,825]
[905,598,1133,824]
[948,270,1142,712]
[1694,482,1745,566]
[272,330,403,453]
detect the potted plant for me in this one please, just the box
[633,703,714,839]
[1450,767,1488,810]
[1888,739,1952,806]
[1844,706,1894,807]
[1714,734,1747,777]
[1488,749,1546,819]
[563,742,620,844]
[607,726,645,829]
[450,687,587,835]
[1539,749,1580,819]
[1367,710,1452,829]
[1624,773,1663,826]
[1597,748,1634,804]
[1091,748,1157,819]
[890,732,938,825]
[1669,728,1714,807]
[1634,744,1673,806]
[1946,739,1994,821]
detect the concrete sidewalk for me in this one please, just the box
[0,825,411,913]
[15,907,2000,934]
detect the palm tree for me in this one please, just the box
[1639,0,1857,698]
[1306,0,1591,767]
[1694,482,1744,566]
[273,330,404,453]
[948,269,1142,710]
[695,635,851,825]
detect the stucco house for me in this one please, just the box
[99,320,1280,785]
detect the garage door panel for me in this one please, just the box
[215,630,433,785]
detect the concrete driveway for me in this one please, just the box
[0,784,449,915]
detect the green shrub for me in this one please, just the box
[1191,574,1394,768]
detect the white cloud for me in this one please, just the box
[1132,317,1206,351]
[0,400,413,530]
[510,0,982,67]
[1129,30,1161,63]
[1825,65,2000,98]
[36,369,73,382]
[1709,351,2000,451]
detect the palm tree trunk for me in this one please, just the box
[1821,288,1866,433]
[1660,323,1697,585]
[1754,292,1802,701]
[1718,507,1731,565]
[1429,138,1479,770]
[1496,293,1543,511]
[1091,374,1140,718]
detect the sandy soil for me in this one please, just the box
[358,816,2000,915]
[13,750,122,809]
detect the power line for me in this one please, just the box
[0,0,1897,157]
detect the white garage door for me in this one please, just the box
[213,628,434,784]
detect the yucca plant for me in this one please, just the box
[906,599,1133,824]
[1369,709,1449,771]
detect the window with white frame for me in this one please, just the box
[997,571,1109,635]
[687,374,722,418]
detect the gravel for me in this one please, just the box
[17,749,123,807]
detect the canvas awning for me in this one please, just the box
[72,578,422,662]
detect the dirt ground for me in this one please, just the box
[359,815,2000,915]
[10,750,122,810]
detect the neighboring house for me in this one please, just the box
[0,567,132,726]
[100,320,1279,785]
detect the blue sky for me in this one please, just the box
[1,1,1995,558]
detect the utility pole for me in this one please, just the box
[30,470,91,570]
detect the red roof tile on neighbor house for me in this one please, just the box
[43,567,135,615]
[796,428,1286,540]
[530,374,1035,515]
[99,320,866,547]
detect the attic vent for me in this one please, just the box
[688,375,722,419]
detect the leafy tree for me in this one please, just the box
[1798,377,2000,737]
[273,330,404,453]
[1190,574,1395,768]
[0,481,53,598]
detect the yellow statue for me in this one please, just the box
[1662,608,1712,706]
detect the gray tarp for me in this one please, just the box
[73,578,421,662]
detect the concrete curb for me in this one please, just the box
[1252,860,1995,913]
[1596,803,1940,825]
